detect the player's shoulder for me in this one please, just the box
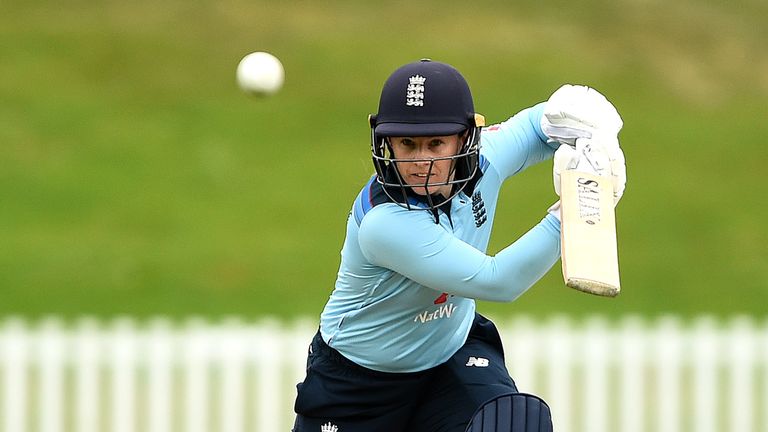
[356,193,439,261]
[351,175,391,226]
[352,175,428,226]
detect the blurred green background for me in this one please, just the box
[1,0,766,320]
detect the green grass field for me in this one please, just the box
[1,0,766,319]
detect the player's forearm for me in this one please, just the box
[517,103,558,167]
[482,103,555,179]
[467,214,561,302]
[524,102,552,148]
[396,215,561,303]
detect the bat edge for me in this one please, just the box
[566,278,620,297]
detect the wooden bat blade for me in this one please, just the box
[560,170,620,297]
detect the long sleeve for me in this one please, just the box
[481,102,556,180]
[358,206,560,302]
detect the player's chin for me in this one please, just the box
[407,183,446,197]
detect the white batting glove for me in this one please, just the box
[541,84,623,147]
[547,200,562,222]
[553,135,626,206]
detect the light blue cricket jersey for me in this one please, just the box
[320,103,561,373]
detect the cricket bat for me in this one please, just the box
[559,169,621,297]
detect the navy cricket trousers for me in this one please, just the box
[292,314,518,432]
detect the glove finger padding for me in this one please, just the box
[553,136,627,206]
[581,135,626,205]
[576,138,611,175]
[541,84,623,147]
[609,146,626,205]
[552,143,580,197]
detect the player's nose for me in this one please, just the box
[412,144,433,161]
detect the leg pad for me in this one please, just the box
[465,392,552,432]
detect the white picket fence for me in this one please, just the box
[0,315,766,432]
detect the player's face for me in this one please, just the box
[389,134,462,198]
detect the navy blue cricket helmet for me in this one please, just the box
[368,59,485,210]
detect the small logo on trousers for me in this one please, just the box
[321,422,339,432]
[466,356,490,367]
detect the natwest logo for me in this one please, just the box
[413,303,456,324]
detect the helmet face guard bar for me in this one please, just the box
[370,122,482,211]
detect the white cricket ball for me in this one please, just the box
[236,51,284,97]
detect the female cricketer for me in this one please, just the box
[292,59,626,432]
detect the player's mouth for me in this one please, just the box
[410,173,436,181]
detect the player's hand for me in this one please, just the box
[541,84,623,147]
[553,135,626,206]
